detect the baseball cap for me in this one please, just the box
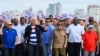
[88,24,94,29]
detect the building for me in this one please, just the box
[29,7,33,12]
[74,9,85,19]
[87,5,100,22]
[75,9,85,16]
[46,2,62,17]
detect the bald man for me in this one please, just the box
[0,21,18,56]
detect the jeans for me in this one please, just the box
[43,44,51,56]
[84,51,95,56]
[27,44,39,56]
[68,42,81,56]
[3,48,15,56]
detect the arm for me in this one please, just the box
[0,28,3,35]
[39,25,47,32]
[14,29,18,45]
[64,32,67,48]
[95,32,99,47]
[0,23,5,35]
[51,31,55,50]
[82,33,85,49]
[95,32,99,54]
[15,36,18,45]
[81,27,85,48]
[23,26,29,44]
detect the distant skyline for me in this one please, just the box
[0,0,100,14]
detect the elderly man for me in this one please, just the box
[51,22,67,56]
[0,21,18,56]
[24,18,47,56]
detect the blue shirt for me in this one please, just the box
[41,25,55,44]
[3,28,18,48]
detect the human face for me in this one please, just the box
[53,19,58,26]
[7,23,12,29]
[57,25,63,30]
[79,20,84,26]
[30,19,36,25]
[73,18,78,25]
[20,18,26,25]
[64,19,71,26]
[46,21,51,26]
[13,18,18,25]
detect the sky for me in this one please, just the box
[0,0,100,14]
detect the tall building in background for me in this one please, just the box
[29,7,33,12]
[75,9,85,16]
[46,2,62,17]
[88,5,100,22]
[74,9,85,19]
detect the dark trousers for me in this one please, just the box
[3,48,15,56]
[27,44,39,56]
[81,49,84,56]
[15,44,24,56]
[0,48,3,56]
[68,42,81,56]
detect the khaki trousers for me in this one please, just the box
[52,48,66,56]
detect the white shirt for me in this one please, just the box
[66,24,85,43]
[13,24,27,44]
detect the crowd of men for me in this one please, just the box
[0,15,100,56]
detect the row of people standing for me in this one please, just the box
[0,15,100,56]
[42,16,100,56]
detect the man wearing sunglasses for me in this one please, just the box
[0,21,18,56]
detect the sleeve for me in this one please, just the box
[39,25,47,32]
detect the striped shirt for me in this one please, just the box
[29,26,37,45]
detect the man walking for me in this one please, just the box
[66,17,85,56]
[24,18,47,56]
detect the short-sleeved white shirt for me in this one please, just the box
[66,24,85,43]
[13,24,27,44]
